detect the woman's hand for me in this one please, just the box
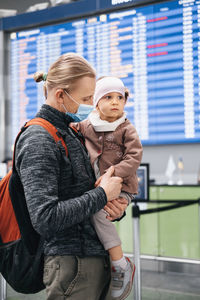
[96,166,123,201]
[104,197,128,221]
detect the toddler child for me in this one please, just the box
[73,76,143,300]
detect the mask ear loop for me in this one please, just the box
[61,89,71,113]
[62,103,68,112]
[63,89,80,106]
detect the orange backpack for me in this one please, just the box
[0,117,69,294]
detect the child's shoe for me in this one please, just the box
[111,257,135,300]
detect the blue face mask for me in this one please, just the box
[63,90,94,122]
[68,104,94,122]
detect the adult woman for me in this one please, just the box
[15,53,128,300]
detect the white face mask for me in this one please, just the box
[63,90,94,122]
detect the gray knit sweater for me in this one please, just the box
[15,104,108,256]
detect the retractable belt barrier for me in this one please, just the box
[132,198,200,300]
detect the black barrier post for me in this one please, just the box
[0,275,6,300]
[132,203,141,300]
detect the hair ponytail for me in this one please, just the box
[33,53,96,99]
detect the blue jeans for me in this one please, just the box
[43,255,112,300]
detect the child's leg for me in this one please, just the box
[92,210,135,300]
[91,209,122,251]
[109,245,123,261]
[108,245,128,270]
[92,210,127,269]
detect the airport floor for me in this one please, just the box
[5,268,200,300]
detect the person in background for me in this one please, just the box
[72,76,143,300]
[0,157,13,180]
[2,157,13,173]
[15,53,128,300]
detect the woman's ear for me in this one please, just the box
[55,89,65,105]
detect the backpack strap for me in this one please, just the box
[69,124,84,145]
[24,118,68,157]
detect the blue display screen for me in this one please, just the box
[10,0,200,145]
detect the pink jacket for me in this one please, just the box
[74,118,143,194]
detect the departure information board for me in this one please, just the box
[10,0,200,145]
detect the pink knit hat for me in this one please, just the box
[93,77,126,107]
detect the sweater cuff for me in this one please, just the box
[95,186,107,210]
[120,191,134,205]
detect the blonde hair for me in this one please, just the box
[34,53,96,98]
[97,76,129,101]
